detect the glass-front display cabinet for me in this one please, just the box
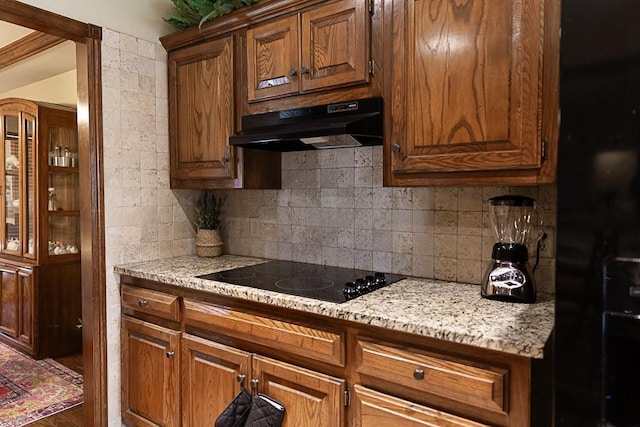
[0,98,79,263]
[0,98,81,359]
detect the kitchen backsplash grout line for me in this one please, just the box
[220,147,557,292]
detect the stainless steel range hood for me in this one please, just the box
[229,97,383,151]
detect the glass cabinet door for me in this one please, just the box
[47,124,80,257]
[3,114,20,255]
[1,113,36,259]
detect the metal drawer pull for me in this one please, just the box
[237,374,246,384]
[166,351,175,359]
[250,379,259,390]
[413,369,425,380]
[137,299,148,307]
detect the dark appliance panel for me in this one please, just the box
[198,260,405,304]
[555,0,640,425]
[602,258,640,426]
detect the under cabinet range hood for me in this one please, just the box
[229,97,383,151]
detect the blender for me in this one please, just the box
[481,195,539,303]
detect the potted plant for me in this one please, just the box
[165,0,260,30]
[194,191,226,257]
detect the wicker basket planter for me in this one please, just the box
[195,229,223,257]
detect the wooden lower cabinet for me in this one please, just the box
[252,354,345,427]
[181,334,250,426]
[121,315,181,427]
[120,278,550,426]
[0,262,80,358]
[0,266,35,347]
[180,333,345,427]
[353,385,488,427]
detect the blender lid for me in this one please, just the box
[489,195,535,206]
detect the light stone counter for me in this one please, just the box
[114,255,554,359]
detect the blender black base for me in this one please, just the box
[481,255,537,304]
[481,291,536,304]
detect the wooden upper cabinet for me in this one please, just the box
[246,0,370,102]
[168,35,236,186]
[247,15,299,101]
[385,0,559,186]
[165,30,281,190]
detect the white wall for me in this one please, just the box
[0,70,77,106]
[17,0,175,42]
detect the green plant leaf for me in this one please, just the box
[164,0,260,30]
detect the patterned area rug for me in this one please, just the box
[0,342,83,427]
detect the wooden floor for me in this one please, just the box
[27,353,84,427]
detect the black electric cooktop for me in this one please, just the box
[198,260,405,303]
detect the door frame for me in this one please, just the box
[0,1,107,425]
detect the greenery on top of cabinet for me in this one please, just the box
[165,0,259,30]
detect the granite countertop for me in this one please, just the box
[114,255,554,359]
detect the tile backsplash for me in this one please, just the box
[219,147,557,293]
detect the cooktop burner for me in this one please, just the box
[198,260,405,303]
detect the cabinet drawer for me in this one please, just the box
[356,340,509,415]
[184,299,345,367]
[121,285,180,322]
[353,384,489,427]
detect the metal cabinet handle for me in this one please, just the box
[413,369,425,380]
[221,155,229,164]
[392,144,401,153]
[301,66,310,75]
[237,374,246,384]
[137,299,148,307]
[166,351,175,359]
[289,68,297,76]
[250,378,259,390]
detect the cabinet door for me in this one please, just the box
[247,15,300,102]
[0,265,18,337]
[182,334,251,427]
[387,0,551,185]
[121,315,180,427]
[17,268,32,346]
[300,0,370,92]
[353,385,489,427]
[1,110,34,259]
[45,110,80,263]
[252,354,345,427]
[168,35,236,186]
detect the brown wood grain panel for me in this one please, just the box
[121,315,180,427]
[0,0,94,43]
[356,340,509,415]
[353,385,490,427]
[184,299,345,366]
[121,285,180,322]
[170,35,235,182]
[181,334,251,426]
[17,268,32,346]
[247,15,299,101]
[0,31,65,70]
[386,0,555,186]
[253,354,345,427]
[0,266,18,337]
[301,0,369,92]
[407,0,510,148]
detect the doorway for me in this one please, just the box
[0,1,107,425]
